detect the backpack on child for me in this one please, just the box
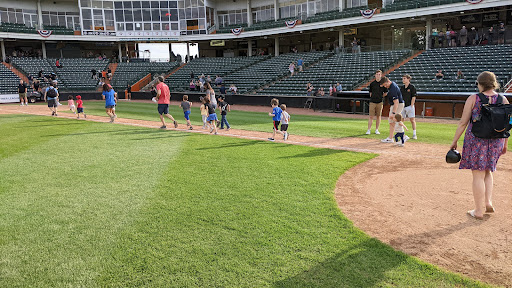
[471,93,512,139]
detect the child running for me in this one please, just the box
[218,96,230,130]
[68,95,76,114]
[180,95,193,130]
[102,83,117,123]
[393,114,408,147]
[205,96,218,135]
[200,96,208,129]
[280,104,290,140]
[76,95,86,119]
[268,98,285,141]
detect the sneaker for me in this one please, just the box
[216,121,220,128]
[365,130,371,135]
[412,135,417,140]
[189,126,193,130]
[268,138,275,141]
[209,127,214,133]
[381,138,393,143]
[51,111,55,116]
[375,130,380,135]
[404,135,410,142]
[20,103,24,106]
[54,113,58,117]
[283,134,286,140]
[160,125,167,129]
[214,132,218,135]
[285,132,289,140]
[77,116,80,119]
[398,143,404,147]
[173,121,178,128]
[84,114,87,118]
[226,128,230,131]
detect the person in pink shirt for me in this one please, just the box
[155,76,178,129]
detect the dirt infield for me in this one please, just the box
[1,103,511,287]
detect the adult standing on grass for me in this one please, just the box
[44,81,59,116]
[450,71,508,220]
[102,83,117,123]
[155,76,178,129]
[18,80,28,106]
[366,70,386,135]
[400,74,418,140]
[380,76,404,143]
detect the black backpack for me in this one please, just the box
[471,93,512,139]
[47,87,58,98]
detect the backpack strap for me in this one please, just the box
[496,94,504,105]
[476,93,488,104]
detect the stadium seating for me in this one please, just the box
[387,45,512,92]
[258,50,411,95]
[11,58,56,81]
[221,51,332,94]
[165,56,266,92]
[0,65,20,94]
[381,0,466,13]
[51,58,109,91]
[111,61,180,92]
[0,23,37,34]
[44,25,74,35]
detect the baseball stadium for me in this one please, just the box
[1,0,512,286]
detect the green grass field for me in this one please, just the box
[58,101,510,150]
[0,114,491,287]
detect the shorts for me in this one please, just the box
[77,108,84,113]
[47,99,57,107]
[19,93,27,99]
[206,113,218,122]
[273,121,280,130]
[280,124,288,132]
[402,105,415,119]
[369,102,383,117]
[158,104,169,115]
[69,105,75,111]
[388,102,405,123]
[184,110,191,120]
[105,105,115,109]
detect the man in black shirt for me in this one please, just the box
[18,80,28,106]
[366,70,387,135]
[400,74,418,139]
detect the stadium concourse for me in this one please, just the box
[1,101,512,287]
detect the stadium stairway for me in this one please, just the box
[355,50,424,91]
[2,62,28,83]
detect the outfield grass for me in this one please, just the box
[58,101,511,149]
[0,114,491,287]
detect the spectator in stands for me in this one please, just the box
[189,80,196,91]
[297,58,304,72]
[400,74,417,140]
[215,75,223,86]
[335,44,340,54]
[336,82,342,92]
[219,84,227,95]
[459,26,468,47]
[446,28,454,47]
[488,26,495,45]
[431,30,438,49]
[91,68,97,79]
[438,31,445,48]
[27,74,34,83]
[456,70,465,80]
[367,70,386,135]
[289,62,295,76]
[329,85,334,96]
[306,82,314,96]
[379,76,405,143]
[352,37,360,53]
[102,53,107,60]
[229,84,238,94]
[469,27,478,46]
[316,87,325,97]
[498,23,506,44]
[107,68,112,81]
[206,75,212,84]
[195,80,202,92]
[38,69,43,79]
[56,59,62,68]
[199,74,205,84]
[32,79,41,93]
[433,70,444,80]
[190,72,194,79]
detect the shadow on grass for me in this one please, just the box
[199,139,263,150]
[44,128,189,138]
[279,148,350,159]
[274,238,409,288]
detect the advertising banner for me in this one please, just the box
[0,94,20,104]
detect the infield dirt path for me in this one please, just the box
[2,103,511,287]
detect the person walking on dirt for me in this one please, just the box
[450,71,508,220]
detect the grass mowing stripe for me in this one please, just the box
[98,135,489,287]
[0,115,186,287]
[59,101,510,149]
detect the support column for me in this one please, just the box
[274,37,279,56]
[186,42,190,60]
[41,41,47,59]
[214,8,218,30]
[248,40,252,56]
[426,18,432,50]
[338,0,343,12]
[37,0,43,29]
[274,0,278,21]
[338,29,344,48]
[247,0,252,27]
[118,42,122,62]
[1,40,5,62]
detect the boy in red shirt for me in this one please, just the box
[76,95,86,119]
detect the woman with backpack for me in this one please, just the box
[450,71,509,220]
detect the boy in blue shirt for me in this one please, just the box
[268,98,285,141]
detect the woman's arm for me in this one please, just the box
[450,95,476,150]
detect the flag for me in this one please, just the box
[231,28,242,35]
[360,8,377,19]
[285,20,298,28]
[37,30,52,38]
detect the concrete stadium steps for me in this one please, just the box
[387,45,512,92]
[0,63,21,94]
[257,50,411,96]
[110,61,180,92]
